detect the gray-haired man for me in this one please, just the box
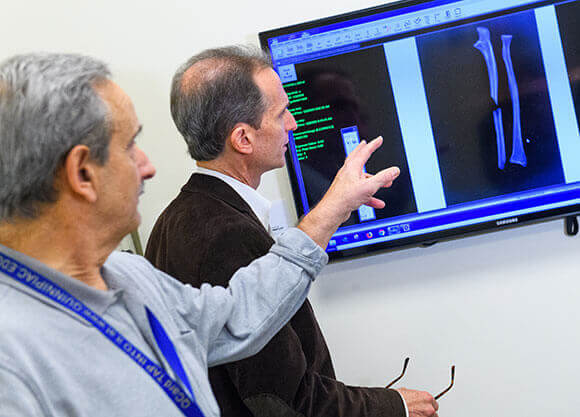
[0,53,402,417]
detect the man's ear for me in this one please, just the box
[62,145,99,203]
[228,123,255,156]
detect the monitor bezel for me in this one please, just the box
[259,0,580,261]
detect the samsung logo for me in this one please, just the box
[496,217,519,226]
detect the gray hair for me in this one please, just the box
[170,45,272,161]
[0,53,112,221]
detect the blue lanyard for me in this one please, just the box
[146,306,194,398]
[0,250,204,417]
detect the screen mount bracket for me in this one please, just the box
[565,216,578,236]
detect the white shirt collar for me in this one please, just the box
[195,167,272,232]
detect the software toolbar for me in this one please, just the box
[269,0,542,62]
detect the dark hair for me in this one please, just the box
[170,45,272,161]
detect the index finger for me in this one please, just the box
[347,136,383,169]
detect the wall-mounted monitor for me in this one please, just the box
[259,0,580,260]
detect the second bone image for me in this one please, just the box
[474,27,527,170]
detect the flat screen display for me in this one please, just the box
[259,0,580,260]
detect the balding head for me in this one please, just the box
[179,58,228,94]
[170,46,272,161]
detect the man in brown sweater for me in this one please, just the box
[146,46,438,417]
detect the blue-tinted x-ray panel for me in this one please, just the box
[416,10,565,206]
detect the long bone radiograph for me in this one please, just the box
[502,35,527,167]
[474,27,507,170]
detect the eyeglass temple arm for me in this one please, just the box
[434,365,455,400]
[386,357,410,389]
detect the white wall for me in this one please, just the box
[2,0,580,415]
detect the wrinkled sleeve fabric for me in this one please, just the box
[150,227,327,367]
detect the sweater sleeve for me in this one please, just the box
[148,227,327,367]
[206,227,327,366]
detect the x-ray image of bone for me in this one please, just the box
[474,27,506,169]
[502,35,527,167]
[474,27,528,170]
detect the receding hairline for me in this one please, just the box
[179,55,270,95]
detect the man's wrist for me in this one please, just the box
[297,206,337,249]
[298,191,352,248]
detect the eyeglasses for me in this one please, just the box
[386,357,455,400]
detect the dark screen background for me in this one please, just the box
[287,46,418,227]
